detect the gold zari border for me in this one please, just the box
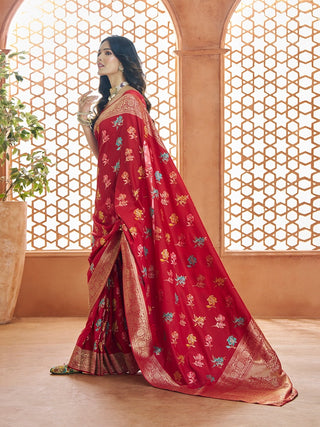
[211,318,298,405]
[69,345,138,375]
[88,231,121,311]
[94,90,152,136]
[121,234,180,389]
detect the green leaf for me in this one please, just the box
[0,50,51,200]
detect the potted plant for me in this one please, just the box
[0,50,51,323]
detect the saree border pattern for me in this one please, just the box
[88,230,121,311]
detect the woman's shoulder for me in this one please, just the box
[122,88,146,107]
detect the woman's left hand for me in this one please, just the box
[78,91,98,115]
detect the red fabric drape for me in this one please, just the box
[69,90,297,406]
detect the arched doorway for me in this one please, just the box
[1,0,180,317]
[220,0,320,316]
[6,0,179,251]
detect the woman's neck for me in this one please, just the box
[108,81,129,102]
[108,73,125,89]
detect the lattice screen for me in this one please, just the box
[224,0,320,251]
[7,0,177,250]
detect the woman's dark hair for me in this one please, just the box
[92,35,151,126]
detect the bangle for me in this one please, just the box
[77,111,92,115]
[77,116,91,126]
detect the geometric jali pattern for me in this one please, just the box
[224,0,320,251]
[7,0,177,250]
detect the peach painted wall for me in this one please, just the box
[1,0,319,317]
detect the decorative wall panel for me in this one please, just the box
[224,0,320,251]
[7,0,177,250]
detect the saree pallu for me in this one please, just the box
[69,90,297,406]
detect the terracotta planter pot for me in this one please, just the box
[0,201,27,324]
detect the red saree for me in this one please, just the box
[69,89,297,406]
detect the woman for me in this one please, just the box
[51,35,297,406]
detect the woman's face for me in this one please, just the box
[97,40,122,77]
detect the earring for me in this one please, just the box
[119,64,124,72]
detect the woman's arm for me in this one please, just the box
[78,91,99,159]
[80,124,99,159]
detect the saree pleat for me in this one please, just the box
[68,89,297,405]
[69,238,139,375]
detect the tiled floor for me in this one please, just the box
[0,318,319,427]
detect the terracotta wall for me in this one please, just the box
[1,0,319,317]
